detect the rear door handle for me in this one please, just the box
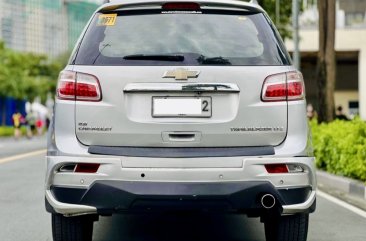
[162,132,202,142]
[168,134,196,141]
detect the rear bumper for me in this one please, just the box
[46,180,316,216]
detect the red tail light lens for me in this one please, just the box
[264,83,287,99]
[261,71,304,102]
[57,71,102,101]
[265,164,289,174]
[162,2,201,10]
[74,163,100,173]
[58,81,76,98]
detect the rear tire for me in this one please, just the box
[52,214,96,241]
[264,213,309,241]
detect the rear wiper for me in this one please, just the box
[197,55,231,65]
[123,54,184,61]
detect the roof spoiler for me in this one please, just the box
[103,0,259,4]
[99,0,263,12]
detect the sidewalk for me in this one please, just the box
[317,170,366,210]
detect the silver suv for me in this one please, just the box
[46,1,316,241]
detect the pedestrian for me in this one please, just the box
[26,110,36,138]
[335,105,349,121]
[12,110,23,139]
[36,118,43,135]
[306,104,317,120]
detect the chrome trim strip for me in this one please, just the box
[123,83,240,93]
[282,190,316,215]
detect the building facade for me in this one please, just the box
[286,0,366,119]
[0,0,100,58]
[0,0,101,125]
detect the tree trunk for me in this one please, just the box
[316,0,336,123]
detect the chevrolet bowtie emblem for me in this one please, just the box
[163,68,200,80]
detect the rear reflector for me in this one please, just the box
[262,71,305,102]
[265,164,289,174]
[162,2,201,10]
[265,164,305,174]
[74,163,100,173]
[57,71,102,101]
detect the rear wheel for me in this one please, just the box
[52,214,97,241]
[264,213,309,241]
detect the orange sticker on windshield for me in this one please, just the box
[97,14,117,26]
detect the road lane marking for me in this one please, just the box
[0,149,46,164]
[318,190,366,219]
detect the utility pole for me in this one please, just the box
[292,0,300,70]
[276,0,280,26]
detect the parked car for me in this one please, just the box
[46,1,316,241]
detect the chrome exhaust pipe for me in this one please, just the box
[261,194,276,209]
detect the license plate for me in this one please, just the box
[152,96,212,117]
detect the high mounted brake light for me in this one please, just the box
[261,71,305,102]
[57,71,102,101]
[162,2,201,10]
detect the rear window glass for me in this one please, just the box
[74,10,290,66]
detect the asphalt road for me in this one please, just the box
[0,138,366,241]
[0,136,46,158]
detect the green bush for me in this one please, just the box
[0,126,27,137]
[310,118,366,182]
[0,126,14,136]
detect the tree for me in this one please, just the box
[316,0,336,123]
[0,41,66,125]
[0,41,64,103]
[255,0,299,39]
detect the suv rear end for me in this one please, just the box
[46,1,316,241]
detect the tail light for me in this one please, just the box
[261,71,305,102]
[56,71,102,101]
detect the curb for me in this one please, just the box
[316,170,366,201]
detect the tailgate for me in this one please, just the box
[74,65,289,147]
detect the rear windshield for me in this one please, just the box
[73,10,290,66]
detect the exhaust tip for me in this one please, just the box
[261,194,276,209]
